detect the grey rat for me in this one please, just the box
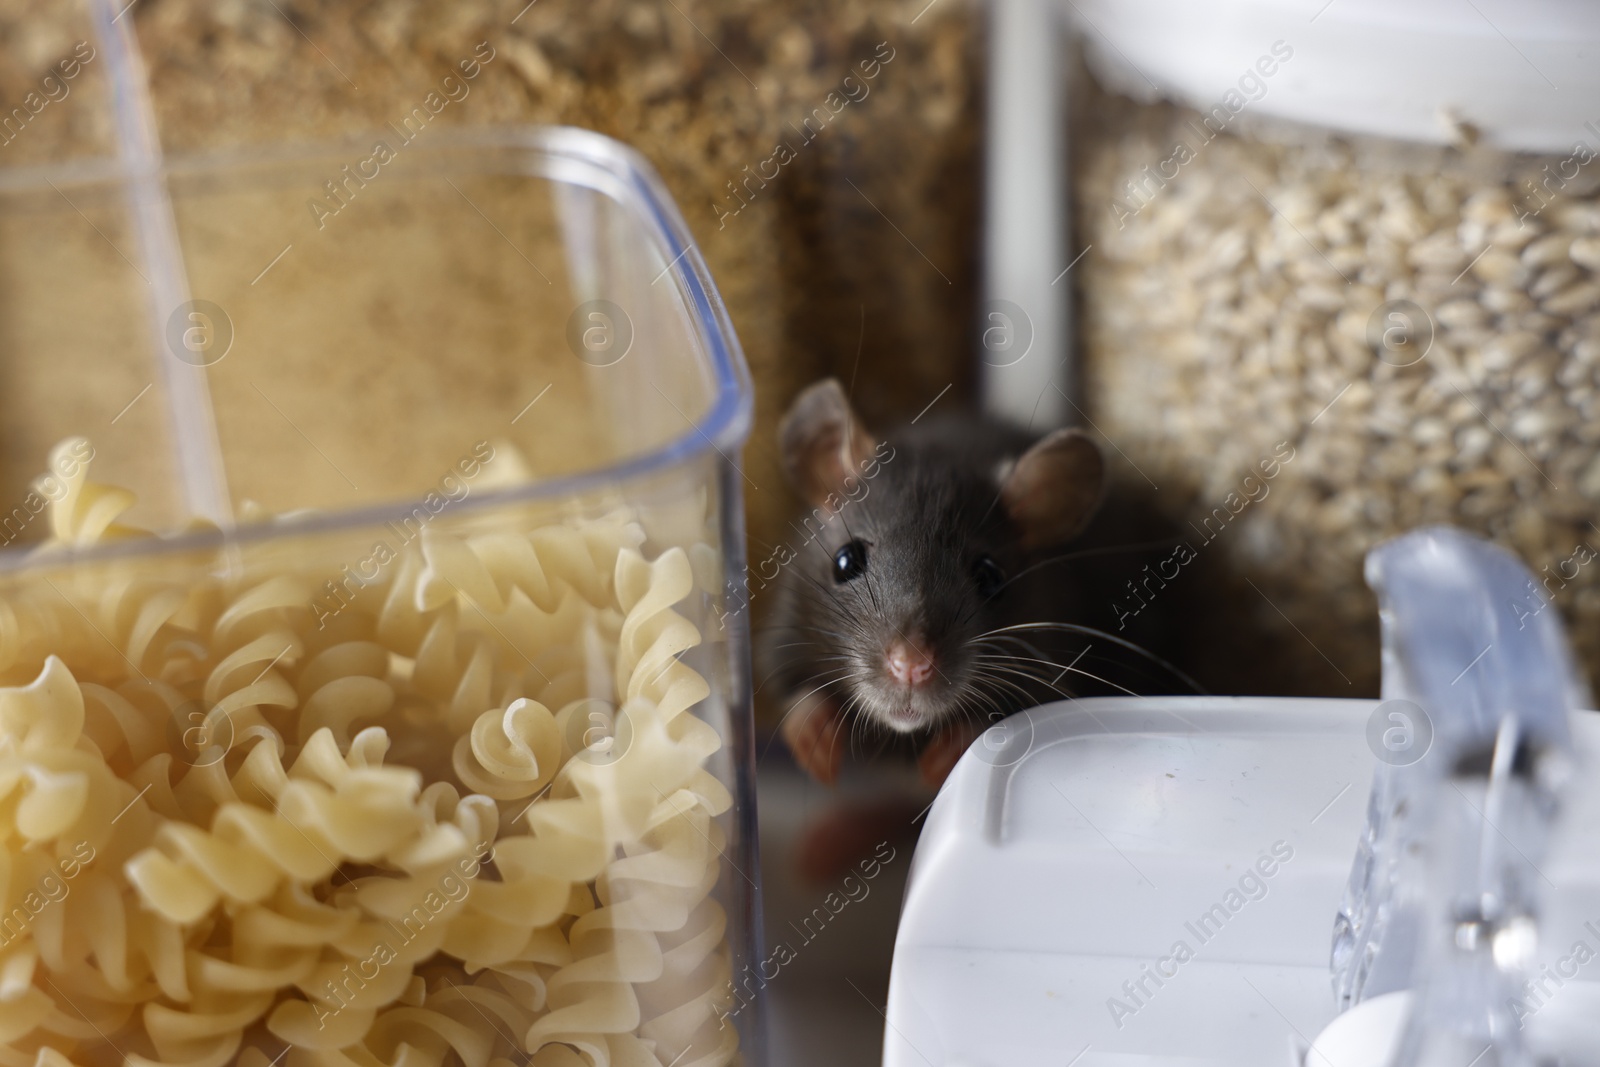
[758,378,1109,786]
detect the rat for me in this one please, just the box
[759,378,1131,787]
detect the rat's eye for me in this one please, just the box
[973,555,1005,599]
[833,540,869,584]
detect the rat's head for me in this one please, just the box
[777,379,1104,735]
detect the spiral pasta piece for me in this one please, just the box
[37,439,143,547]
[451,699,560,801]
[411,613,494,736]
[295,642,395,746]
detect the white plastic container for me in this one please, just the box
[884,697,1600,1066]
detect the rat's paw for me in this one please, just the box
[781,693,846,785]
[918,721,981,788]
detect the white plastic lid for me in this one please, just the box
[1065,0,1600,152]
[884,697,1600,1066]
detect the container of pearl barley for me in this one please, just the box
[0,11,761,1064]
[1057,0,1600,699]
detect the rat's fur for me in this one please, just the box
[760,382,1108,757]
[765,416,1055,733]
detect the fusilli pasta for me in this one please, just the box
[0,444,738,1067]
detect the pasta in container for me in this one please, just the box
[0,127,759,1067]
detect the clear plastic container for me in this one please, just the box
[0,124,760,1067]
[1056,2,1600,701]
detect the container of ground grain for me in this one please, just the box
[1058,0,1600,696]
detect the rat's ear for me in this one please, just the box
[779,379,876,511]
[999,429,1104,550]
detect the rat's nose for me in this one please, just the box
[884,635,936,688]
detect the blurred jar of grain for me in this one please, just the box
[1065,0,1600,695]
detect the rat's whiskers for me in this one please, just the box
[975,621,1205,694]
